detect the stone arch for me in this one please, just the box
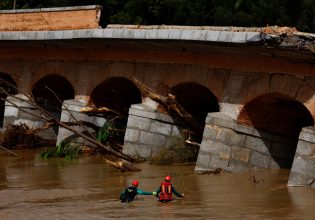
[89,77,142,144]
[0,73,18,127]
[90,77,142,115]
[237,92,314,168]
[171,82,220,141]
[32,74,75,132]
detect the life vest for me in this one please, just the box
[120,186,138,203]
[159,182,173,202]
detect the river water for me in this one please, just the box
[0,149,314,220]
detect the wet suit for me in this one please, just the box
[155,182,183,203]
[120,186,152,203]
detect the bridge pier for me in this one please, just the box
[56,99,106,145]
[288,127,315,187]
[3,94,56,143]
[123,104,185,159]
[195,112,297,173]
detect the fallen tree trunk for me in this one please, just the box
[80,106,127,119]
[132,77,204,136]
[103,158,141,172]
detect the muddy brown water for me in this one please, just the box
[0,149,314,220]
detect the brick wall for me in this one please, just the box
[0,6,101,31]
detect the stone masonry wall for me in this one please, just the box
[288,127,315,187]
[123,104,184,159]
[3,94,56,141]
[56,99,106,145]
[195,112,296,173]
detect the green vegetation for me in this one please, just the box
[97,120,114,143]
[40,139,80,160]
[40,120,115,160]
[150,137,199,165]
[0,0,314,32]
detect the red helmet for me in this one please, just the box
[132,180,139,187]
[165,175,171,182]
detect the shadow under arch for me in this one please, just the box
[171,82,219,142]
[32,74,75,133]
[90,77,142,144]
[0,73,18,127]
[238,92,314,168]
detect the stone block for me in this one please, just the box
[112,29,125,38]
[19,109,42,121]
[20,31,37,40]
[133,30,146,39]
[124,129,140,142]
[4,105,18,117]
[62,30,74,39]
[93,29,104,38]
[200,140,231,160]
[291,156,315,177]
[205,31,220,41]
[295,140,315,156]
[150,120,172,136]
[45,31,64,39]
[180,30,194,40]
[218,128,246,147]
[287,171,315,187]
[127,115,151,130]
[1,32,20,40]
[245,136,271,154]
[195,150,211,170]
[168,29,181,39]
[145,29,158,39]
[299,131,315,143]
[139,131,167,146]
[155,113,174,123]
[192,30,208,41]
[218,31,233,42]
[35,31,47,40]
[129,108,156,119]
[156,29,170,39]
[231,32,247,43]
[231,146,251,162]
[122,142,138,157]
[250,151,271,168]
[234,123,255,135]
[209,156,229,169]
[136,144,152,158]
[246,32,261,42]
[89,116,106,128]
[225,160,250,172]
[202,125,218,140]
[102,29,114,38]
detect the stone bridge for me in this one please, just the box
[0,6,315,187]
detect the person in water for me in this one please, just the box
[120,180,154,203]
[153,175,184,202]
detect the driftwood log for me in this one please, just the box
[132,77,204,137]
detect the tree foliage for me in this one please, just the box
[0,0,314,32]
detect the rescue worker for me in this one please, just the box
[153,175,184,203]
[120,180,154,203]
